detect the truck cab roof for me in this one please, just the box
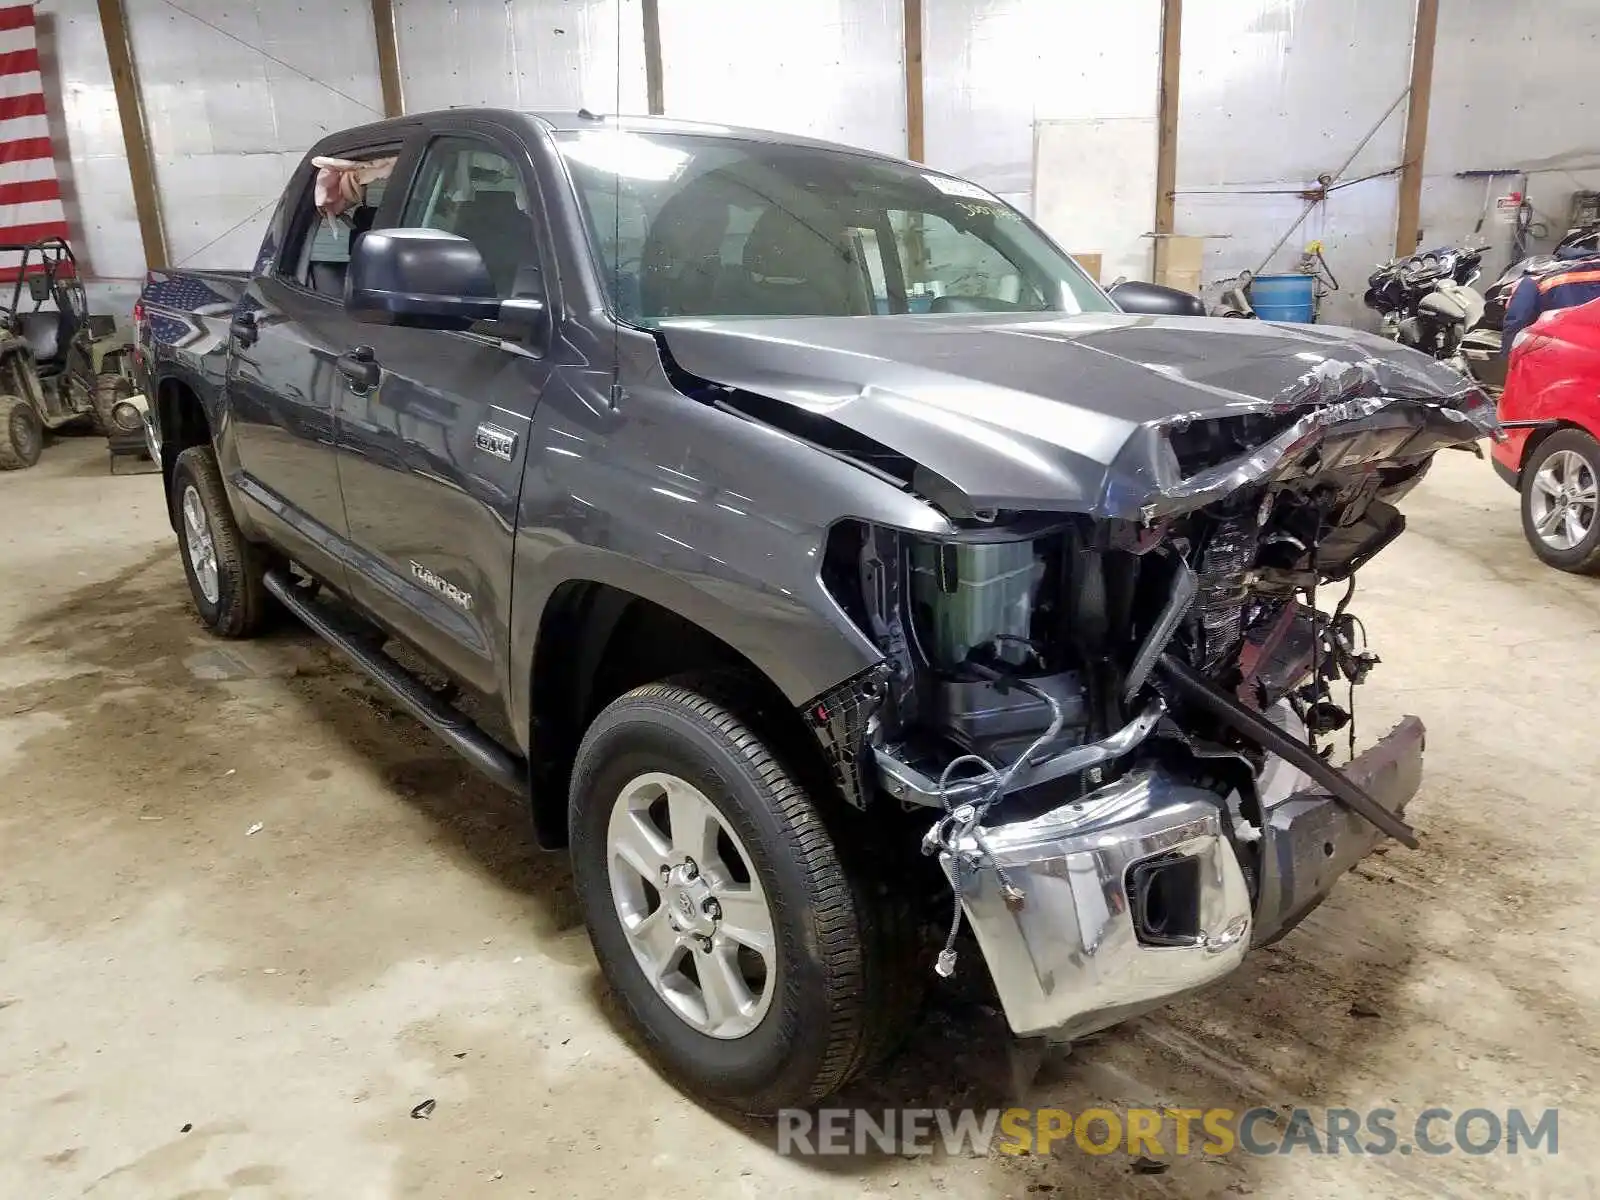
[306,107,913,170]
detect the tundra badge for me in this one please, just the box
[410,562,473,611]
[475,423,518,461]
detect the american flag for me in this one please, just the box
[0,3,69,282]
[142,271,242,354]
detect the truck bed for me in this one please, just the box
[137,268,250,403]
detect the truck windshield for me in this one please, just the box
[555,129,1113,326]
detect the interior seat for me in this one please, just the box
[721,206,864,317]
[308,206,378,298]
[18,308,74,369]
[638,173,754,319]
[449,191,534,296]
[308,263,347,297]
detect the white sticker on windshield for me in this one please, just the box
[922,173,998,202]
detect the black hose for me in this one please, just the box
[1156,653,1419,848]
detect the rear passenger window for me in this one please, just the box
[400,137,537,298]
[298,175,390,295]
[281,147,398,297]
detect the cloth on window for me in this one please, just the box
[312,155,398,218]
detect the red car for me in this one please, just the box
[1493,298,1600,572]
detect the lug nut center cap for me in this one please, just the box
[661,865,719,939]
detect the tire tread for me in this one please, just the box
[571,675,923,1111]
[0,393,41,470]
[172,444,269,637]
[90,372,131,436]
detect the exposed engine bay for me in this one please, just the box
[816,393,1460,825]
[658,311,1499,1042]
[803,383,1494,1038]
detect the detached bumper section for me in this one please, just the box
[937,716,1425,1040]
[1253,714,1424,945]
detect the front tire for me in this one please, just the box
[171,445,270,636]
[1520,429,1600,573]
[0,394,42,469]
[569,678,911,1113]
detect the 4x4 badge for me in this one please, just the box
[475,423,518,461]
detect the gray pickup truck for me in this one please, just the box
[134,108,1495,1113]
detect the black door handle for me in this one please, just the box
[336,346,380,393]
[228,310,258,347]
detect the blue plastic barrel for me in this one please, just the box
[1249,273,1316,323]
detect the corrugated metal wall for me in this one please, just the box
[1422,0,1600,277]
[394,0,647,116]
[657,0,905,156]
[37,0,142,286]
[123,0,385,271]
[1173,0,1414,325]
[922,0,1160,217]
[31,0,1600,328]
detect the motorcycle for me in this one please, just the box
[1463,223,1600,391]
[1363,245,1500,390]
[1458,224,1600,392]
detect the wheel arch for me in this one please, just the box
[1520,417,1597,471]
[520,570,862,849]
[154,372,213,526]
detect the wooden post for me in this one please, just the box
[371,0,404,118]
[642,0,664,115]
[1394,0,1439,258]
[903,0,924,162]
[1153,0,1182,282]
[1154,0,1181,236]
[96,0,167,267]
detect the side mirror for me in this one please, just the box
[346,228,503,330]
[1108,279,1207,317]
[496,296,549,341]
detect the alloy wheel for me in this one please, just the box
[606,771,776,1039]
[1529,448,1598,551]
[181,484,220,604]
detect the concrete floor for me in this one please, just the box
[1,436,1596,1199]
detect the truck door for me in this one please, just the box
[225,134,412,588]
[331,128,555,699]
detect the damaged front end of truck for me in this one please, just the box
[665,318,1497,1043]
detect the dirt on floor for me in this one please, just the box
[0,437,1596,1199]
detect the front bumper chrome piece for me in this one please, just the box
[940,769,1253,1039]
[940,715,1425,1040]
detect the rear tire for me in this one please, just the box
[1520,429,1600,574]
[90,372,133,436]
[569,677,918,1113]
[0,394,42,469]
[171,445,270,636]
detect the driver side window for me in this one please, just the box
[400,137,537,298]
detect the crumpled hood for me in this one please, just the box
[658,312,1495,518]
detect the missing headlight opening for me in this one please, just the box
[834,474,1412,807]
[814,385,1490,1000]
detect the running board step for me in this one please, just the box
[264,569,526,795]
